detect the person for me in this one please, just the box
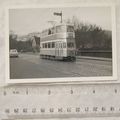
[48,29,51,35]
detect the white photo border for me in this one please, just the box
[5,3,117,84]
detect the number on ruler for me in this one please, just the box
[48,90,51,95]
[93,90,95,94]
[70,89,73,94]
[13,90,19,94]
[26,88,28,95]
[1,87,119,96]
[115,89,117,93]
[3,91,7,96]
[14,108,19,113]
[32,108,36,113]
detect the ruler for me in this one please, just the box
[0,84,120,120]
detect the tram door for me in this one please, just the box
[55,42,63,57]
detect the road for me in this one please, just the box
[10,53,112,79]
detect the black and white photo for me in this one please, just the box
[6,4,117,83]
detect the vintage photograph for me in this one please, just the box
[6,4,117,83]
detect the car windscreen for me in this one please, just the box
[10,49,17,52]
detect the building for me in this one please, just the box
[31,36,40,52]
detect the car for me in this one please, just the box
[10,49,19,57]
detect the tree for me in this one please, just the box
[9,31,18,50]
[71,17,112,50]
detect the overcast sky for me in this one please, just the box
[9,6,112,35]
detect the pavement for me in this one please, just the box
[77,56,112,61]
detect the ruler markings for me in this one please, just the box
[0,85,120,96]
[3,106,120,119]
[0,84,120,119]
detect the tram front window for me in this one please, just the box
[56,25,66,33]
[67,26,74,32]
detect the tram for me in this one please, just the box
[40,23,76,61]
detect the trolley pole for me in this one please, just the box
[61,11,62,23]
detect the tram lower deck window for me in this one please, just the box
[52,42,55,48]
[63,43,66,48]
[67,42,74,48]
[42,43,45,48]
[45,43,47,48]
[48,43,51,48]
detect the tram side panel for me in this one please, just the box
[40,39,76,60]
[40,45,56,57]
[40,33,67,59]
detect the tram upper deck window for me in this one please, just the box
[63,42,66,48]
[67,26,74,32]
[48,27,55,35]
[48,29,51,35]
[42,30,48,37]
[56,25,66,33]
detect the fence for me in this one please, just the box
[76,50,112,58]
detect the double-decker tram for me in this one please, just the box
[40,23,76,61]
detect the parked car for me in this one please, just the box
[10,49,19,57]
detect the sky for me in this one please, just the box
[9,6,112,35]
